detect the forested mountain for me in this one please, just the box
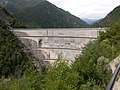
[0,0,89,28]
[1,2,120,89]
[0,5,26,28]
[0,6,28,77]
[0,5,12,22]
[93,5,120,27]
[1,18,120,90]
[0,5,45,78]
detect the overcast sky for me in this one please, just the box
[47,0,120,19]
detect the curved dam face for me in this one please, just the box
[13,28,104,63]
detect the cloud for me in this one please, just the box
[47,0,120,19]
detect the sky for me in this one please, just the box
[47,0,120,20]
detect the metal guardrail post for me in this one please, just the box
[106,63,120,90]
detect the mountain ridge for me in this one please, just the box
[93,5,120,27]
[82,18,98,25]
[0,0,89,28]
[0,5,26,28]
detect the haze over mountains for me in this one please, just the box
[93,5,120,27]
[82,18,98,25]
[0,0,120,28]
[0,0,89,28]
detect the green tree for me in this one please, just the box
[43,60,79,90]
[0,28,30,77]
[99,22,120,57]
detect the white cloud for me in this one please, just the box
[47,0,120,19]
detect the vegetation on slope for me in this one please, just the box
[1,22,120,90]
[93,5,120,27]
[0,3,120,89]
[1,0,89,28]
[0,0,46,10]
[0,5,27,28]
[0,20,31,78]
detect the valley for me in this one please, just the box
[0,0,120,89]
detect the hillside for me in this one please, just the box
[1,20,120,90]
[0,7,28,77]
[0,6,44,77]
[0,20,30,77]
[0,0,89,28]
[1,2,120,89]
[0,6,12,20]
[0,5,26,28]
[93,5,120,27]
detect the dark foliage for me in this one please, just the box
[0,23,29,78]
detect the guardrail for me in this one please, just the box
[106,63,120,90]
[16,35,97,39]
[35,47,82,51]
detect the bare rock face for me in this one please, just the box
[107,55,120,90]
[108,55,120,74]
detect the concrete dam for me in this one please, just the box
[12,28,104,64]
